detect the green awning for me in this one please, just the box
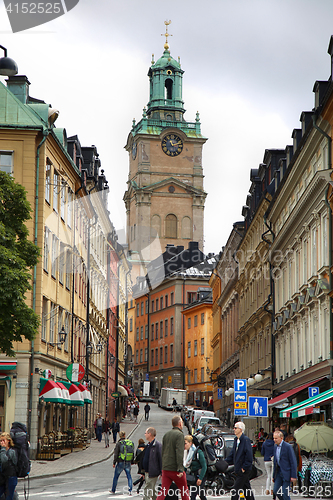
[0,361,17,371]
[280,387,333,418]
[291,388,333,418]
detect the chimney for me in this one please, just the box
[286,145,293,167]
[292,129,302,152]
[300,111,313,136]
[6,75,30,104]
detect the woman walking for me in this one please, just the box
[184,435,207,500]
[261,432,274,495]
[0,432,18,500]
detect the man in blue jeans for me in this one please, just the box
[110,431,134,494]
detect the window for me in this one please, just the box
[171,292,174,305]
[155,348,158,365]
[160,347,163,364]
[188,292,196,304]
[194,340,197,356]
[170,344,173,362]
[165,346,168,363]
[51,234,58,278]
[140,326,143,340]
[66,249,71,289]
[201,313,205,325]
[160,297,163,309]
[151,324,154,341]
[136,303,140,317]
[45,161,51,203]
[42,297,48,341]
[0,151,13,174]
[59,243,64,284]
[201,367,204,382]
[67,189,73,228]
[53,170,59,212]
[160,321,163,338]
[188,317,191,329]
[194,315,198,327]
[136,350,139,364]
[141,301,144,316]
[145,300,148,314]
[194,369,197,383]
[156,299,158,311]
[60,180,66,221]
[170,317,174,335]
[165,295,168,308]
[49,302,56,343]
[151,349,154,366]
[155,323,158,340]
[201,338,204,355]
[165,214,177,238]
[188,371,191,384]
[130,318,133,332]
[136,328,139,341]
[188,341,191,357]
[44,227,50,272]
[151,300,154,313]
[165,319,168,337]
[145,348,148,362]
[140,349,143,363]
[145,325,148,339]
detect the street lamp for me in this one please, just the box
[47,326,67,352]
[0,46,18,76]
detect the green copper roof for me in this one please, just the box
[0,80,45,128]
[152,49,181,71]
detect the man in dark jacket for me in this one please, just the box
[156,416,189,500]
[225,421,255,500]
[273,431,297,500]
[111,418,120,443]
[141,427,162,500]
[144,403,151,421]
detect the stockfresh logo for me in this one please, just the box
[4,0,80,33]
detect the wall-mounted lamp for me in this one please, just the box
[47,326,67,352]
[0,46,18,76]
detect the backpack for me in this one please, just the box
[193,432,218,471]
[10,421,30,478]
[118,439,134,462]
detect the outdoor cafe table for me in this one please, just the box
[300,457,333,485]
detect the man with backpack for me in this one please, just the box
[110,431,135,495]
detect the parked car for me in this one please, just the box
[194,416,221,433]
[189,409,215,431]
[139,396,154,402]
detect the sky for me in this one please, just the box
[1,0,333,254]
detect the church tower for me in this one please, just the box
[124,22,207,265]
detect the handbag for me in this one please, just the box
[186,472,196,485]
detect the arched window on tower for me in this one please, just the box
[182,216,192,239]
[165,214,177,239]
[151,214,161,239]
[165,79,173,100]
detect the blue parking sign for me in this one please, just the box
[248,396,268,417]
[234,379,247,392]
[218,388,223,399]
[308,387,319,398]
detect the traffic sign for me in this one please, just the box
[234,379,247,392]
[234,393,246,401]
[235,409,247,416]
[308,387,319,398]
[234,401,247,409]
[248,396,268,417]
[217,388,223,399]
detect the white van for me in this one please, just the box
[190,409,215,430]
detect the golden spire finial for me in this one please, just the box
[161,20,172,50]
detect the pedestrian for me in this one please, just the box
[225,421,255,500]
[142,427,162,500]
[93,414,98,439]
[130,402,135,421]
[96,413,103,442]
[103,418,110,448]
[144,403,151,421]
[156,415,189,500]
[272,430,297,500]
[261,432,274,495]
[257,427,265,453]
[111,418,120,444]
[110,431,135,495]
[208,397,213,411]
[280,424,288,440]
[202,398,208,410]
[134,438,146,493]
[172,398,177,412]
[285,434,302,492]
[184,435,207,500]
[134,404,139,423]
[0,432,18,500]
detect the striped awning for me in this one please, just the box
[56,382,71,404]
[268,378,324,407]
[0,360,17,371]
[118,385,128,397]
[279,387,333,418]
[63,381,84,405]
[39,378,63,403]
[289,388,333,418]
[75,383,92,404]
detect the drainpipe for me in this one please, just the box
[28,129,48,441]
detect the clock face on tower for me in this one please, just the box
[161,134,183,157]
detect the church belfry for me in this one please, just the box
[124,21,207,265]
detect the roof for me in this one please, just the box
[151,49,182,72]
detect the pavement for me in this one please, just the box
[28,415,143,480]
